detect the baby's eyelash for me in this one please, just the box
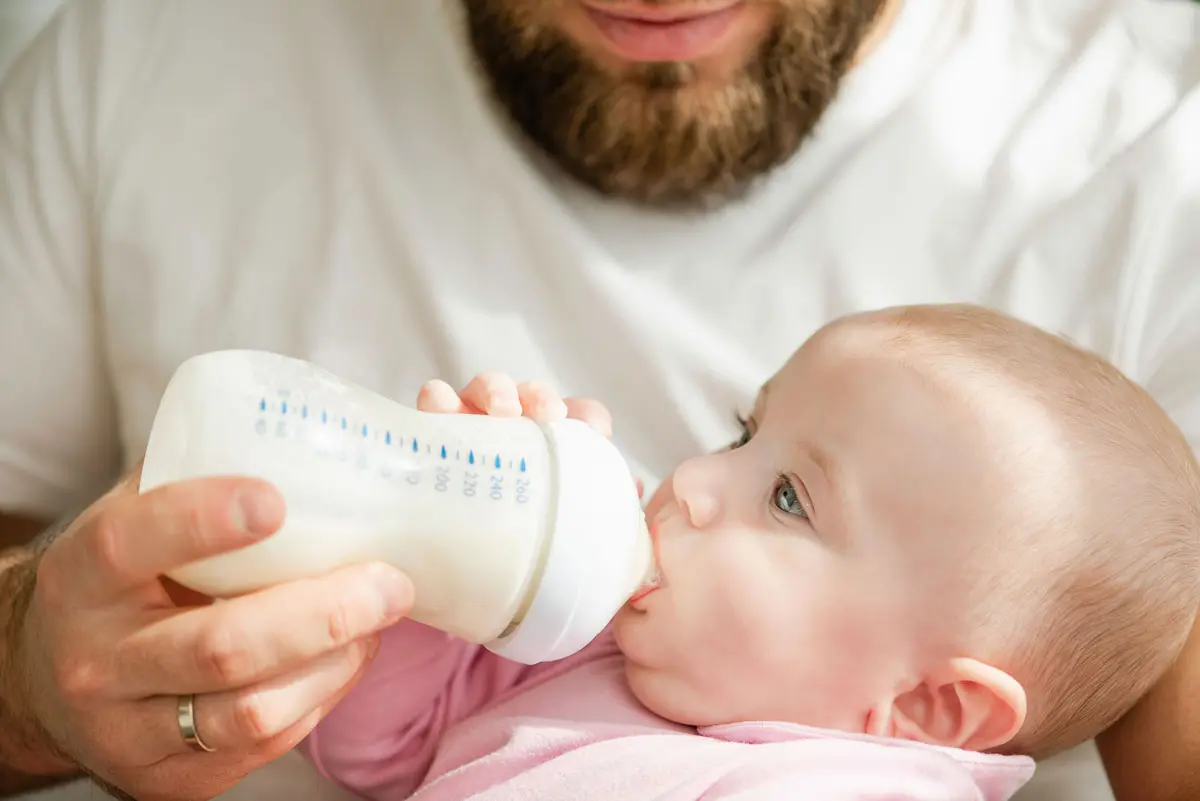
[771,472,808,519]
[731,412,752,449]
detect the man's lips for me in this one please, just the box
[583,2,743,23]
[582,2,747,62]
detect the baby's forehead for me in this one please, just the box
[770,319,973,413]
[777,312,1058,414]
[767,316,1076,509]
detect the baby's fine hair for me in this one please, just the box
[857,303,1200,758]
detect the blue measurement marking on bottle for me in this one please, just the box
[520,458,527,473]
[385,431,391,445]
[281,401,288,414]
[412,438,419,453]
[361,424,368,438]
[469,450,475,465]
[341,417,347,430]
[494,455,501,469]
[259,399,267,412]
[322,410,328,424]
[440,445,447,459]
[302,405,308,419]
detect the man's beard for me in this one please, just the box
[461,1,887,208]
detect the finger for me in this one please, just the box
[194,638,376,753]
[116,563,411,696]
[459,372,522,416]
[516,381,568,422]
[153,637,377,757]
[636,477,645,500]
[70,477,285,600]
[248,649,375,761]
[107,459,145,496]
[563,397,613,438]
[416,380,471,414]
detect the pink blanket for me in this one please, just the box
[300,621,1033,800]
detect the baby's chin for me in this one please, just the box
[621,659,688,724]
[619,656,731,729]
[613,604,729,727]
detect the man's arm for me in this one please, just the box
[0,542,81,797]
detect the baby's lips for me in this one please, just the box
[629,564,663,605]
[628,583,660,605]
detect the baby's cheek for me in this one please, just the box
[686,556,782,657]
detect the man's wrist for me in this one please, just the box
[0,550,78,782]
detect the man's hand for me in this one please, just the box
[2,466,413,801]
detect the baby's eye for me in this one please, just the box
[730,413,752,449]
[772,474,808,519]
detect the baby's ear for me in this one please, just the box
[866,659,1026,752]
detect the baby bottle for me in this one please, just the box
[139,350,655,665]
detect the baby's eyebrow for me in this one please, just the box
[801,441,837,494]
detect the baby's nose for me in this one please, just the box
[670,456,723,529]
[680,494,720,529]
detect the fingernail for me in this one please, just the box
[365,635,381,661]
[488,390,520,415]
[432,382,459,409]
[233,487,284,536]
[370,565,413,620]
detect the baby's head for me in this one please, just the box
[614,303,1200,758]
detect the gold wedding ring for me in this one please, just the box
[177,694,215,753]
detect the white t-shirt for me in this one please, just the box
[3,0,1199,799]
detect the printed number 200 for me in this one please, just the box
[435,466,451,492]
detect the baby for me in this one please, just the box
[298,304,1200,801]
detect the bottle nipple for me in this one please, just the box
[626,514,661,599]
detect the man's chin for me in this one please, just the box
[461,0,891,207]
